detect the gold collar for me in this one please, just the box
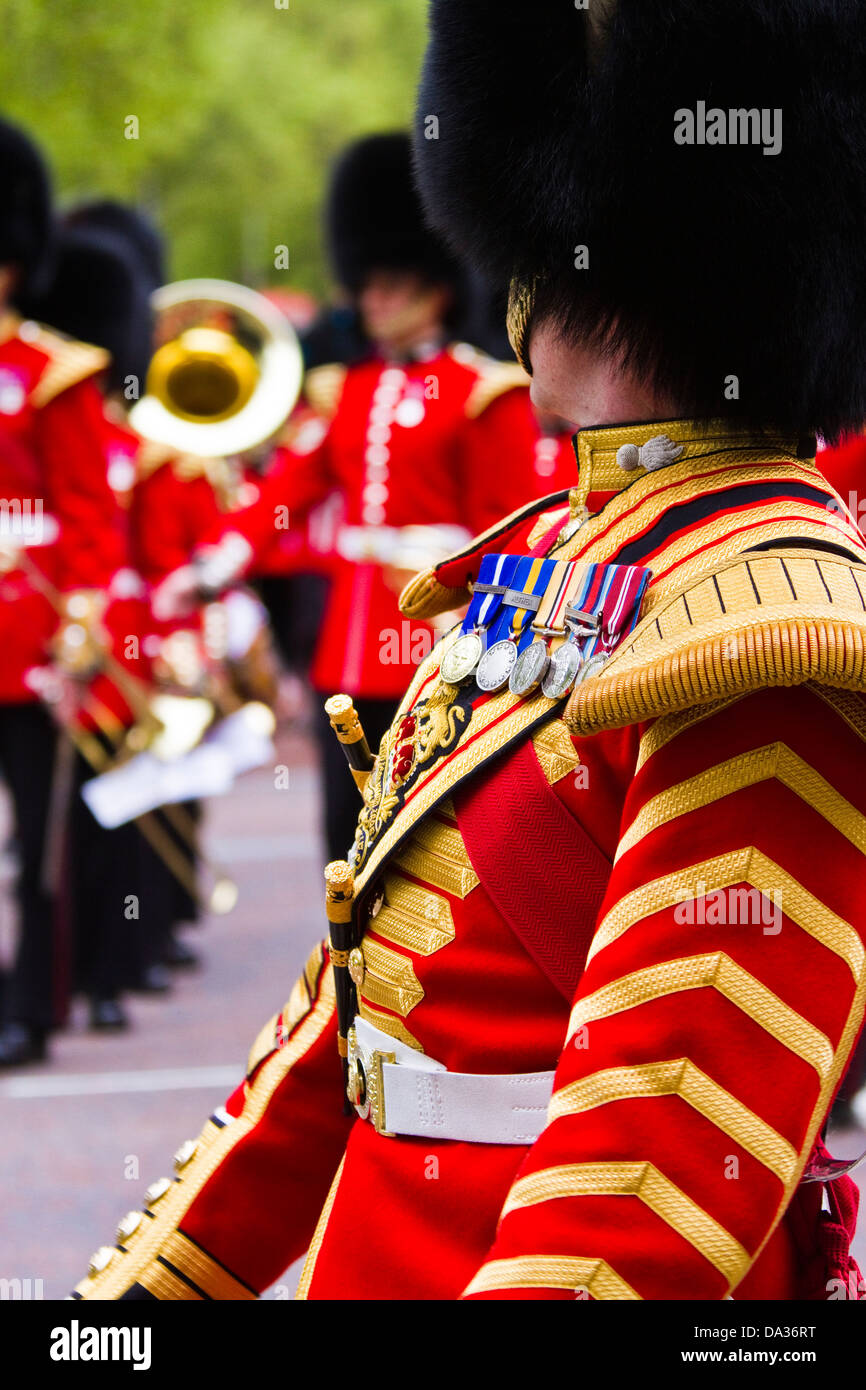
[568,417,808,518]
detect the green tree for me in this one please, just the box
[0,0,428,294]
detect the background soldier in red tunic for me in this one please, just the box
[158,132,557,860]
[0,122,128,1064]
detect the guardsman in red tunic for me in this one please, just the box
[75,1,866,1301]
[0,125,127,1065]
[157,133,564,859]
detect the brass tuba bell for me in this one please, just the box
[130,278,304,458]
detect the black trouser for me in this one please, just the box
[256,573,330,675]
[0,702,62,1030]
[71,766,201,997]
[314,695,395,863]
[70,753,147,1001]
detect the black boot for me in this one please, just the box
[134,963,172,994]
[89,997,129,1032]
[162,932,200,970]
[0,1021,48,1066]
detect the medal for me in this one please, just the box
[572,650,609,686]
[440,631,484,685]
[476,637,519,691]
[509,638,550,696]
[540,602,598,698]
[541,638,584,698]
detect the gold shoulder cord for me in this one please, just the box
[565,548,866,735]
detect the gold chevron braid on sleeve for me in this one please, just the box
[463,1255,641,1300]
[566,952,834,1079]
[28,328,110,407]
[614,742,866,863]
[500,1161,749,1284]
[547,1058,798,1185]
[565,549,866,736]
[634,695,746,771]
[585,847,864,978]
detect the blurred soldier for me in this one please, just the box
[47,206,222,983]
[157,132,556,859]
[0,121,127,1065]
[76,0,866,1303]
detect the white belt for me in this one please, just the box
[335,523,471,569]
[346,1016,554,1145]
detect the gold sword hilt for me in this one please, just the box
[324,694,374,796]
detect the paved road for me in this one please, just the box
[1,722,864,1300]
[0,725,322,1301]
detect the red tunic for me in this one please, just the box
[0,314,125,704]
[77,420,866,1302]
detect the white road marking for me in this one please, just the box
[0,1065,240,1099]
[209,835,319,863]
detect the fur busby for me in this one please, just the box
[19,225,153,393]
[0,117,53,297]
[327,132,463,296]
[65,199,166,292]
[415,1,866,442]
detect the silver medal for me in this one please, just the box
[572,651,608,686]
[439,631,484,685]
[509,639,550,697]
[476,638,518,692]
[541,640,583,698]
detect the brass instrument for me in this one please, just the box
[129,278,304,459]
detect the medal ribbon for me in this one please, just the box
[546,561,651,659]
[486,555,554,651]
[461,553,521,636]
[532,559,573,635]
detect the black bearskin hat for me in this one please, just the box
[65,199,166,292]
[19,224,153,394]
[414,1,866,442]
[0,117,53,297]
[327,131,463,297]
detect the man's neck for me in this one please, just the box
[376,328,446,365]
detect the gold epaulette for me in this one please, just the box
[135,439,176,481]
[564,547,866,735]
[464,358,530,419]
[304,362,347,421]
[135,438,223,491]
[399,568,469,621]
[27,324,109,407]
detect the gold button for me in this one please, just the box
[88,1246,114,1276]
[173,1139,198,1171]
[117,1210,143,1241]
[144,1176,172,1206]
[348,947,365,988]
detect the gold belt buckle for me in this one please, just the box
[346,1025,395,1137]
